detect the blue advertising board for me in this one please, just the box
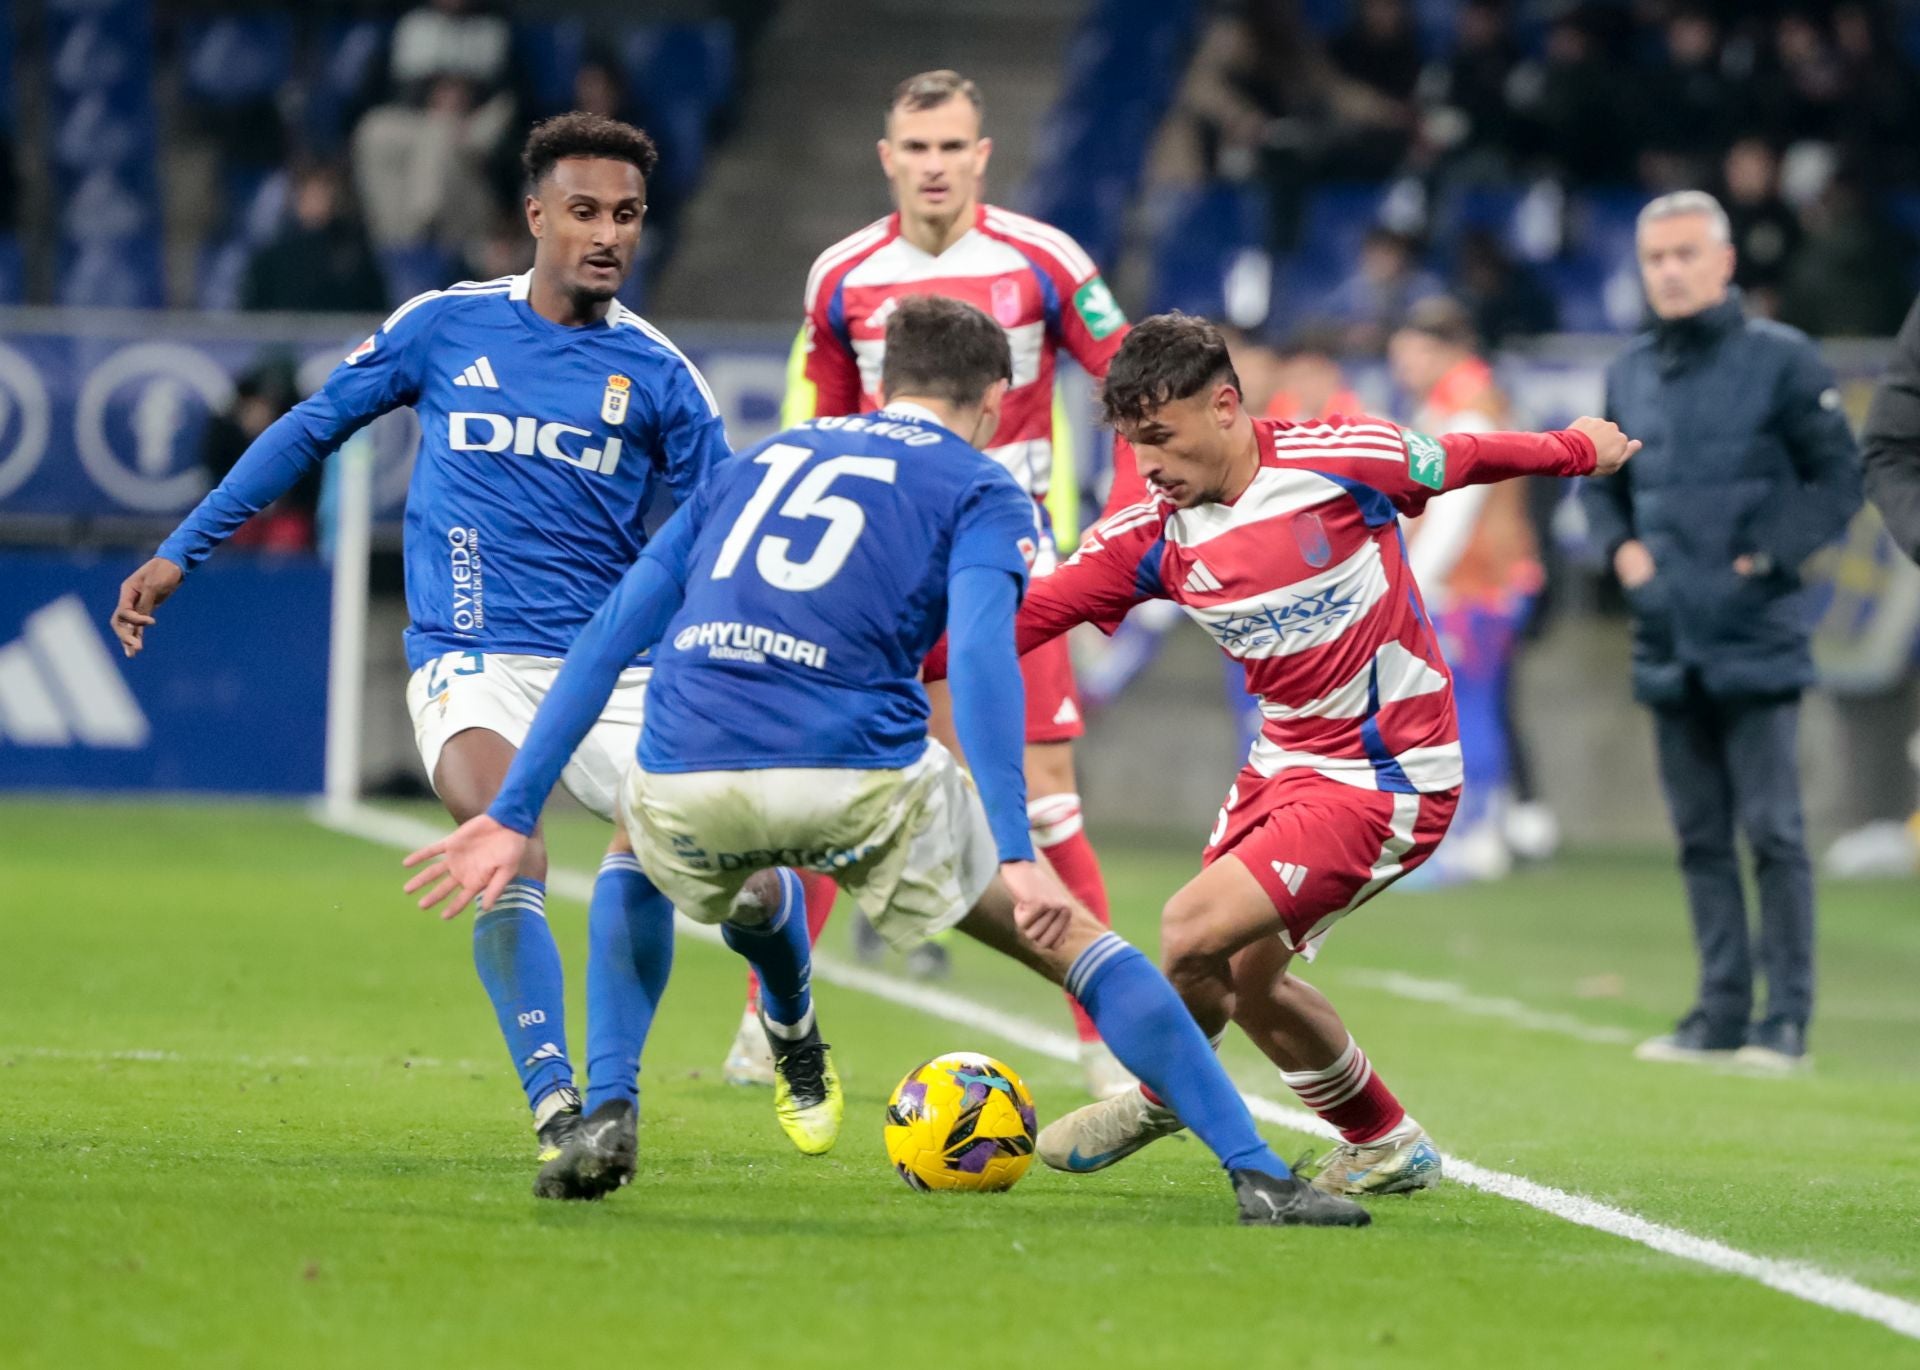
[0,552,330,793]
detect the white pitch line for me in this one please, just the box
[1339,968,1636,1045]
[316,801,1920,1344]
[1,1044,493,1073]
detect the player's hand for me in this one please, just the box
[1001,859,1076,952]
[1569,416,1641,477]
[111,557,184,658]
[1614,539,1656,591]
[402,815,527,920]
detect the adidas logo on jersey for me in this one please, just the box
[1270,861,1309,897]
[1052,697,1080,727]
[452,356,501,389]
[1183,560,1225,594]
[448,412,623,476]
[0,595,150,748]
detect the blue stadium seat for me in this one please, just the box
[181,16,294,109]
[1295,183,1390,275]
[623,23,737,202]
[61,240,163,309]
[515,21,586,118]
[379,244,458,307]
[1146,183,1267,317]
[303,20,390,153]
[53,90,145,171]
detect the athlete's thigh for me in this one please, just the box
[618,764,755,925]
[555,665,649,824]
[406,650,538,818]
[923,677,961,761]
[842,744,998,951]
[1019,634,1084,747]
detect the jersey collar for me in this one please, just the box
[879,400,951,432]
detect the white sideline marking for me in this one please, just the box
[1,1044,493,1072]
[315,801,1920,1344]
[1340,968,1636,1045]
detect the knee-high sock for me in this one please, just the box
[1066,932,1290,1179]
[1279,1036,1409,1145]
[584,852,675,1114]
[745,872,836,1007]
[1030,793,1111,1044]
[723,868,814,1035]
[471,878,574,1118]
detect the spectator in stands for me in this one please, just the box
[1509,12,1633,185]
[1864,292,1920,563]
[389,0,512,101]
[199,356,316,552]
[1780,171,1913,338]
[1265,323,1360,420]
[352,73,516,258]
[242,163,389,314]
[1830,2,1919,186]
[1583,190,1862,1070]
[1754,11,1846,147]
[1719,138,1800,320]
[1637,10,1734,191]
[1453,228,1556,347]
[1321,227,1444,354]
[1425,0,1523,179]
[1325,0,1421,175]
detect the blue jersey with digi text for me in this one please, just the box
[637,406,1040,772]
[156,273,730,670]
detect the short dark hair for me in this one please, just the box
[888,69,984,124]
[879,295,1012,407]
[1100,313,1242,428]
[1398,296,1479,351]
[521,112,659,191]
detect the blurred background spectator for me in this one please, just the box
[243,163,389,314]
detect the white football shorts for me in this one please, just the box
[622,740,999,947]
[405,650,648,824]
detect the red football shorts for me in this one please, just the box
[1202,770,1460,955]
[1020,634,1084,744]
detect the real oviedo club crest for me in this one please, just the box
[602,375,632,425]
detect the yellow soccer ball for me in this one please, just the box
[883,1052,1038,1192]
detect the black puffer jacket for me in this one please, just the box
[1582,292,1863,704]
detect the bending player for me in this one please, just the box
[110,114,725,1180]
[404,297,1369,1227]
[731,68,1136,1100]
[930,313,1638,1195]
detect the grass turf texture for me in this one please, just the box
[1,798,1915,1367]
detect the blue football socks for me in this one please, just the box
[1066,932,1291,1179]
[583,851,677,1113]
[721,868,814,1036]
[470,877,575,1117]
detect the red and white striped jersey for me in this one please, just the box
[1014,417,1597,793]
[797,203,1128,500]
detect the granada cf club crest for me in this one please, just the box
[989,278,1023,327]
[1292,510,1332,568]
[601,374,631,425]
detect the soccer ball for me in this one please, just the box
[883,1052,1038,1192]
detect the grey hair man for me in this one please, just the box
[1581,189,1862,1070]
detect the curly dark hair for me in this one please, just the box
[879,295,1012,407]
[520,112,659,190]
[1099,312,1241,428]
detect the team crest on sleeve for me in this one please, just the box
[345,335,377,365]
[1017,535,1038,567]
[602,374,632,425]
[1404,430,1447,489]
[1072,276,1126,340]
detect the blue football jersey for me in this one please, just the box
[158,273,730,670]
[637,406,1040,772]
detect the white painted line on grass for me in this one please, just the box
[316,801,1920,1344]
[1339,968,1637,1045]
[1,1044,493,1073]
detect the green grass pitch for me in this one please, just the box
[2,797,1916,1367]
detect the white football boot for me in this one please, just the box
[1078,1040,1138,1100]
[722,1004,776,1087]
[1037,1086,1186,1173]
[1308,1121,1443,1197]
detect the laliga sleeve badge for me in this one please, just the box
[601,374,632,425]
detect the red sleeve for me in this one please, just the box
[1274,414,1597,516]
[800,312,860,420]
[925,497,1170,682]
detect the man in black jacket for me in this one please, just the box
[1583,191,1862,1071]
[1863,294,1920,563]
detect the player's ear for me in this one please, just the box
[524,192,544,239]
[1212,382,1241,428]
[975,136,993,173]
[877,137,893,178]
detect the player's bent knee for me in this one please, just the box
[1159,891,1232,995]
[726,868,785,928]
